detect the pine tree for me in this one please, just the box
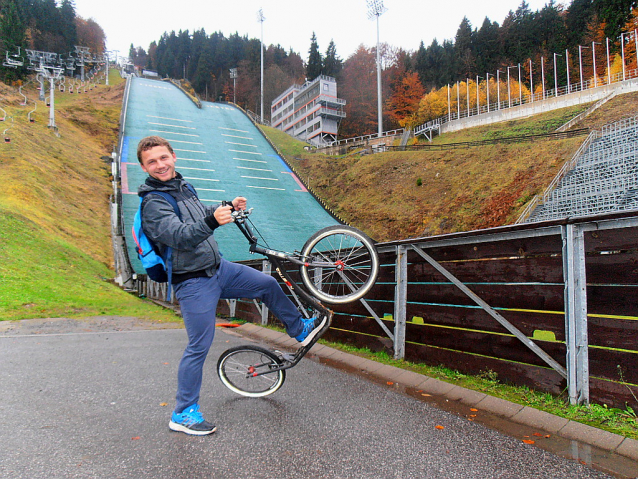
[595,0,638,39]
[565,0,596,47]
[0,0,26,81]
[129,43,137,64]
[306,32,323,80]
[454,16,475,78]
[0,0,26,54]
[323,39,342,77]
[59,0,77,52]
[474,17,500,75]
[413,41,427,87]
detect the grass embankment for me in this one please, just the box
[0,72,177,322]
[275,94,638,242]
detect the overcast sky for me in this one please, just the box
[73,0,552,62]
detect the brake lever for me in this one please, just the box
[221,201,252,221]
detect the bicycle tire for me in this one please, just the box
[299,225,379,304]
[217,345,286,397]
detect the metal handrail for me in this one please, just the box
[414,67,638,136]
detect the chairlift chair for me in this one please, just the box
[3,116,13,142]
[3,53,24,68]
[28,100,37,123]
[18,86,27,106]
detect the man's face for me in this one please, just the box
[140,145,177,182]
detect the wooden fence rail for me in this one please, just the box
[209,211,638,409]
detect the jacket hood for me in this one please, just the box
[137,172,186,196]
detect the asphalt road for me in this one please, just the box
[0,318,616,479]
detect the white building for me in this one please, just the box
[270,75,346,146]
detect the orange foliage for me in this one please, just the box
[75,17,106,55]
[385,71,425,128]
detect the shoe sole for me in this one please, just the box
[299,315,328,347]
[169,421,217,436]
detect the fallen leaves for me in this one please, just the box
[159,402,168,407]
[522,433,551,444]
[466,407,479,421]
[435,425,445,430]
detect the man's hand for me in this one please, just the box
[214,205,234,225]
[232,196,247,211]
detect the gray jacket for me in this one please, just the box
[138,173,222,280]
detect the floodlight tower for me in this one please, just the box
[257,8,265,122]
[230,68,238,104]
[367,0,387,137]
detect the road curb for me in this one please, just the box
[233,323,638,463]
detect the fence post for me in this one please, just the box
[394,245,408,359]
[228,299,237,318]
[562,224,590,405]
[261,259,271,326]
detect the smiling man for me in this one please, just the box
[136,136,328,435]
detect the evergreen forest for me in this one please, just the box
[1,0,637,137]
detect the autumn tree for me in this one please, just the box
[338,45,378,137]
[75,16,105,54]
[385,71,425,128]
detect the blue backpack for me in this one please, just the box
[131,186,196,284]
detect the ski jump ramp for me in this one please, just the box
[119,77,338,271]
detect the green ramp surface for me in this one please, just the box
[120,77,339,271]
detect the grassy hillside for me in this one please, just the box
[0,72,177,321]
[269,92,638,242]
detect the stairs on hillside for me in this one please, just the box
[526,116,638,222]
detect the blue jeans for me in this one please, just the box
[172,258,303,413]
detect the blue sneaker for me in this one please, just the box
[169,404,216,436]
[295,315,328,346]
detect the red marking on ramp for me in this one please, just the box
[121,163,132,194]
[282,171,307,192]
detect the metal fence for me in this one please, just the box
[216,212,638,409]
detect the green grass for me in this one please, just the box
[425,104,592,145]
[0,209,178,321]
[0,78,177,323]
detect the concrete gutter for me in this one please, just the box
[234,322,638,465]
